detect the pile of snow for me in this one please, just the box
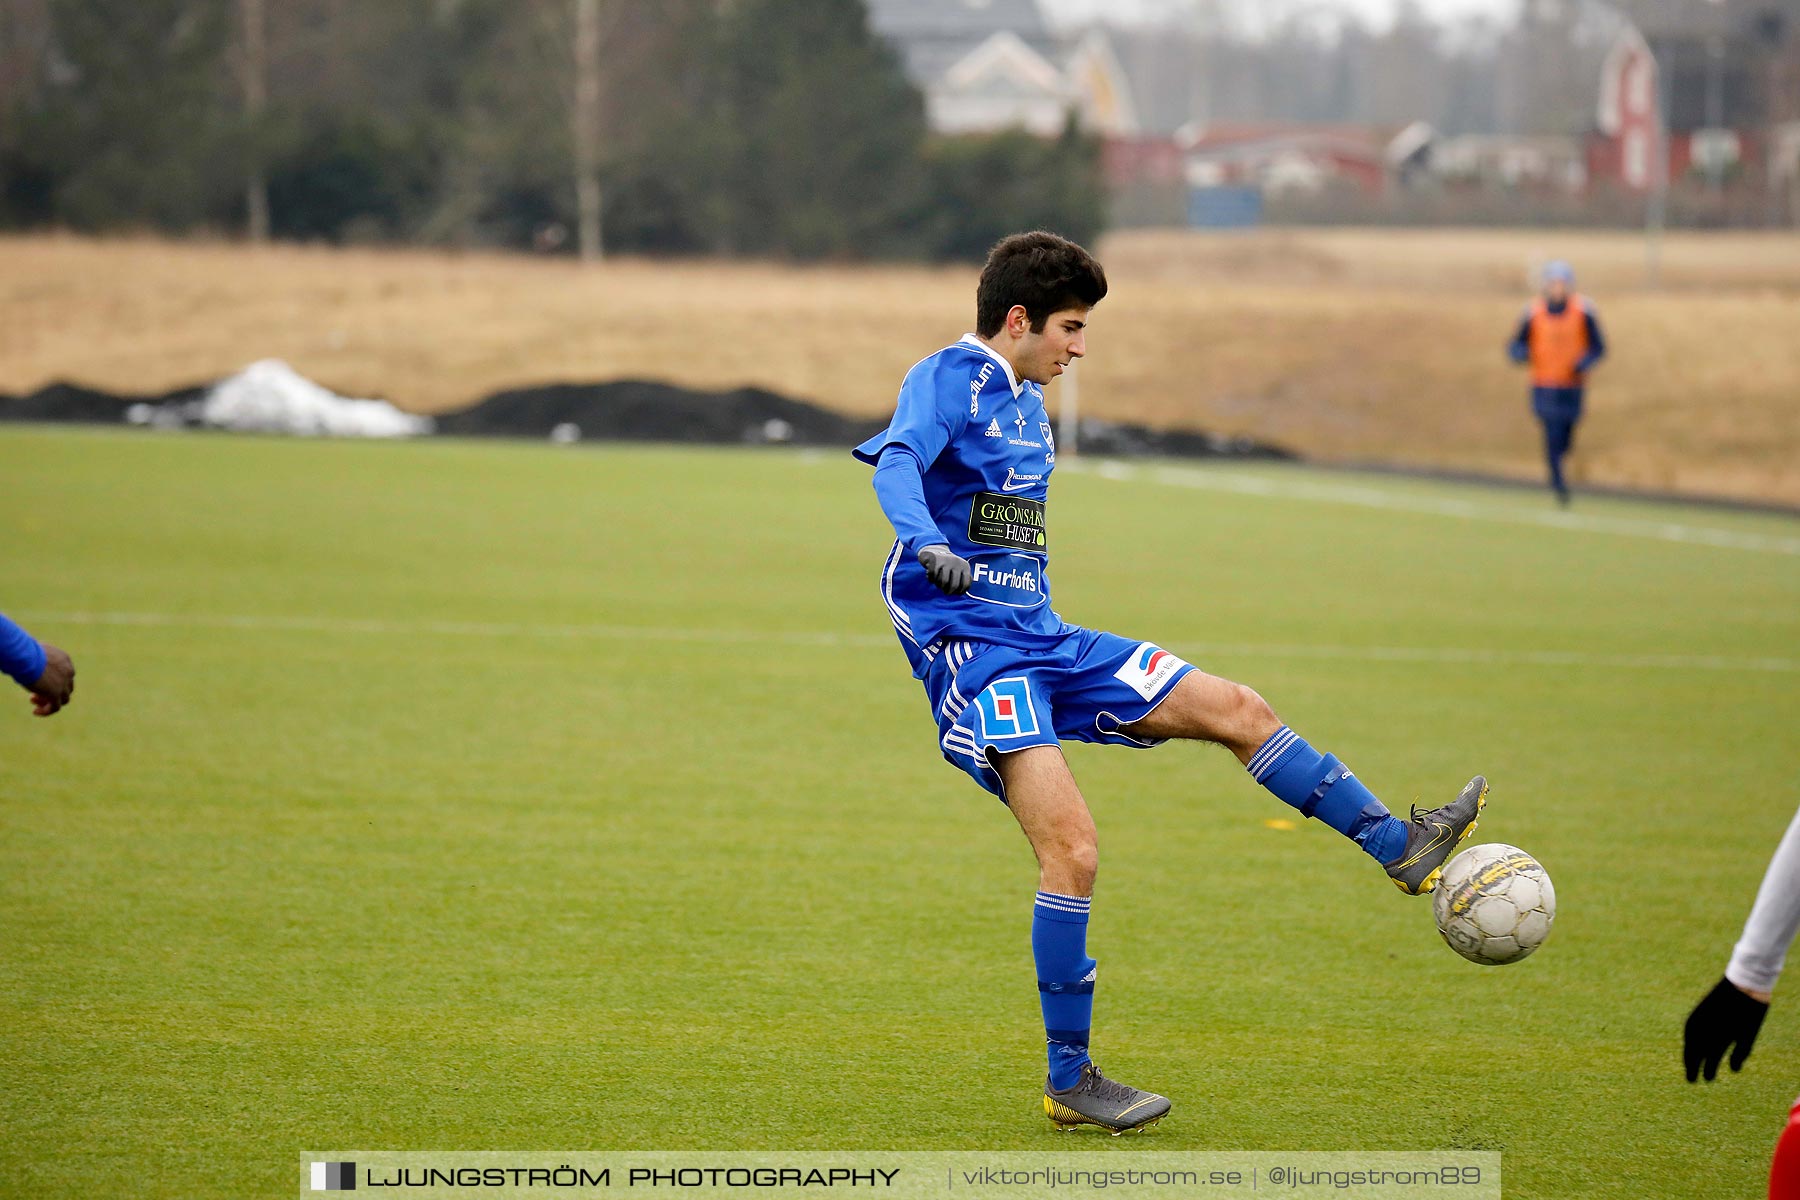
[199,360,433,438]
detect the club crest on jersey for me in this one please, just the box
[1112,642,1188,701]
[1041,422,1056,463]
[985,418,1002,437]
[976,677,1040,739]
[1005,407,1042,448]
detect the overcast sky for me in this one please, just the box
[1039,0,1525,33]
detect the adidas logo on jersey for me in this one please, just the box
[985,419,1003,437]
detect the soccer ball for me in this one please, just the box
[1431,843,1556,965]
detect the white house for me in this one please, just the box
[866,0,1139,136]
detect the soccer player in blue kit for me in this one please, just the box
[854,232,1490,1135]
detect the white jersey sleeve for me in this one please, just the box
[1726,807,1800,995]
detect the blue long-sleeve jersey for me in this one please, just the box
[0,612,46,689]
[854,334,1068,677]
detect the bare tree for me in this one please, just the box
[0,0,53,107]
[573,0,602,260]
[236,0,269,242]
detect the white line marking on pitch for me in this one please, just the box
[23,610,892,649]
[1178,641,1796,673]
[25,611,1796,673]
[1072,462,1800,556]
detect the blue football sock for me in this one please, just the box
[1246,726,1409,864]
[1033,891,1095,1091]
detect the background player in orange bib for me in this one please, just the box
[1507,260,1606,506]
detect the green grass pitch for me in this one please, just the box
[2,425,1797,1198]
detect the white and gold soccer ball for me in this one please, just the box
[1431,843,1556,965]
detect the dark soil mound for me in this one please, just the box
[435,380,886,446]
[1069,419,1292,460]
[437,379,1292,459]
[2,374,1293,460]
[0,381,206,424]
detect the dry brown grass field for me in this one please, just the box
[2,228,1798,504]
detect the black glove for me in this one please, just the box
[1684,975,1770,1082]
[917,544,971,596]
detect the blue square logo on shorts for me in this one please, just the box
[976,677,1040,739]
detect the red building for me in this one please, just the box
[1587,17,1798,193]
[1172,123,1398,197]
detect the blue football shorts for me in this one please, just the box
[919,626,1198,801]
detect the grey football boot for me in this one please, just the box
[1384,775,1489,895]
[1043,1063,1171,1135]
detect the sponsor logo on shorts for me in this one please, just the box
[1112,642,1188,701]
[967,491,1047,551]
[976,677,1041,739]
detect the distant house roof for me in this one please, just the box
[1066,25,1200,137]
[865,0,1058,86]
[926,29,1073,134]
[1619,0,1798,41]
[1066,29,1140,135]
[1618,0,1800,127]
[1177,123,1400,195]
[1179,122,1396,152]
[868,0,1151,136]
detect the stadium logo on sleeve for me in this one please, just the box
[971,362,994,415]
[1112,643,1188,701]
[976,677,1040,739]
[311,1162,356,1191]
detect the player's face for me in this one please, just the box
[1543,279,1569,304]
[1018,306,1089,385]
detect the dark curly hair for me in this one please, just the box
[975,231,1108,338]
